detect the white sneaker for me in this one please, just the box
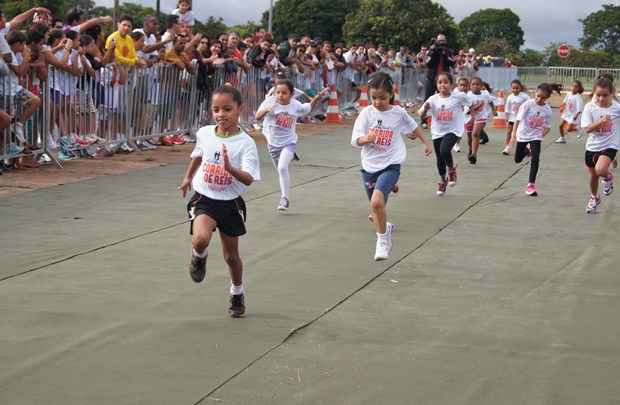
[374,232,392,261]
[502,146,511,156]
[555,137,567,144]
[277,196,290,211]
[452,143,460,153]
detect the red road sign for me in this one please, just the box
[557,44,571,59]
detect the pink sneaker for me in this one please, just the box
[448,166,458,186]
[525,182,538,196]
[437,181,447,196]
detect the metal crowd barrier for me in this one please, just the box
[518,66,620,91]
[2,61,526,166]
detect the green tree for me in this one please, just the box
[580,4,620,53]
[475,37,511,56]
[196,16,228,39]
[261,0,359,43]
[542,42,617,68]
[506,48,544,66]
[230,21,262,39]
[343,0,460,50]
[459,8,524,52]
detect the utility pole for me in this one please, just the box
[156,0,161,21]
[113,0,119,25]
[268,0,273,33]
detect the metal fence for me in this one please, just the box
[1,62,523,165]
[518,66,620,91]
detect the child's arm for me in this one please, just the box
[407,127,433,156]
[179,157,201,198]
[584,115,610,133]
[222,145,254,186]
[542,127,551,137]
[355,131,377,146]
[308,88,330,110]
[255,104,274,121]
[511,120,520,140]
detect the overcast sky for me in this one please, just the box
[95,0,609,50]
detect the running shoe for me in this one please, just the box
[119,142,134,153]
[229,294,246,318]
[480,132,489,144]
[502,146,511,156]
[576,132,584,140]
[602,173,614,196]
[293,153,300,161]
[555,137,567,144]
[161,135,175,146]
[586,195,601,214]
[277,196,290,211]
[448,166,458,186]
[172,134,186,145]
[468,153,477,165]
[452,143,460,153]
[374,233,392,261]
[189,253,207,283]
[437,181,448,196]
[525,183,538,197]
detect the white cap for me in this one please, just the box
[468,48,475,54]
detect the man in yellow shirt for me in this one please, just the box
[105,15,143,67]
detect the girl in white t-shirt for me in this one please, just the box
[467,77,495,164]
[256,79,328,211]
[352,72,432,261]
[581,78,620,214]
[420,73,473,195]
[450,76,472,154]
[179,86,261,318]
[503,79,529,155]
[556,80,584,144]
[511,83,553,197]
[172,0,195,28]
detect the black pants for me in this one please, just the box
[433,133,459,179]
[515,140,541,183]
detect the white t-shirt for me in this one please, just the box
[425,92,472,139]
[581,100,620,152]
[351,105,418,173]
[190,126,261,201]
[52,49,83,95]
[561,93,584,124]
[468,90,494,122]
[515,99,552,142]
[161,31,175,50]
[0,23,12,56]
[172,9,195,26]
[505,92,529,123]
[0,50,23,96]
[258,98,312,147]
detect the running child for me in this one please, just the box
[450,76,471,153]
[503,79,529,155]
[420,73,472,195]
[179,85,261,318]
[581,77,620,214]
[352,72,432,261]
[511,83,553,197]
[255,79,328,211]
[467,77,494,164]
[555,80,584,144]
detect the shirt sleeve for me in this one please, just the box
[575,96,584,113]
[399,109,418,133]
[241,139,261,181]
[297,102,312,116]
[515,101,527,122]
[190,144,203,159]
[505,96,513,117]
[351,108,370,147]
[0,33,10,56]
[580,103,593,128]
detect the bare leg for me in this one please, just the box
[370,189,387,234]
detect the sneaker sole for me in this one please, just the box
[277,206,288,211]
[374,255,389,261]
[229,309,246,318]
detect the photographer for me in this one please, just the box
[424,33,455,100]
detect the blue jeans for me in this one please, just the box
[360,164,401,201]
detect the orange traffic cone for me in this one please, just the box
[393,84,401,106]
[492,90,507,129]
[326,84,341,124]
[358,85,369,109]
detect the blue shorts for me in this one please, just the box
[360,164,401,201]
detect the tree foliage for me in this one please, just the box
[580,4,620,54]
[542,42,617,68]
[506,48,544,66]
[261,0,359,43]
[459,8,524,52]
[343,0,460,50]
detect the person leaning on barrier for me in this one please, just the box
[0,7,52,64]
[164,34,194,72]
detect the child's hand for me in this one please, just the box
[365,132,377,144]
[222,144,232,173]
[178,177,192,198]
[423,143,433,156]
[318,88,330,98]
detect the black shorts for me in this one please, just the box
[187,193,247,237]
[585,149,617,168]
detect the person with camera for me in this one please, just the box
[424,34,455,101]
